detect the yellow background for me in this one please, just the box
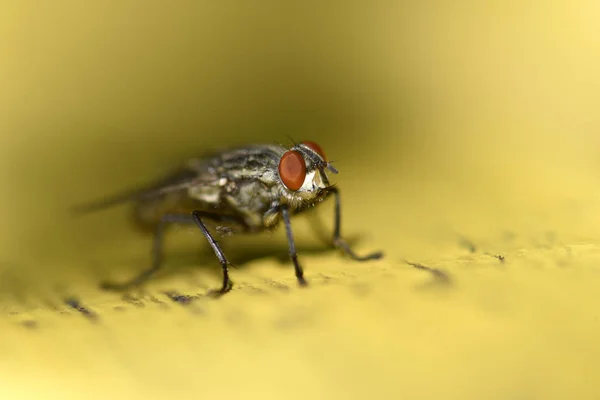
[1,1,599,399]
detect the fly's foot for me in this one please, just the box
[334,237,384,261]
[207,279,233,298]
[100,279,148,299]
[100,265,158,293]
[297,275,308,287]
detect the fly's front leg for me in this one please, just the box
[329,187,383,261]
[280,205,308,287]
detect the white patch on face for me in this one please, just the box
[312,169,328,189]
[299,169,327,192]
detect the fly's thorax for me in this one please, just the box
[225,180,278,213]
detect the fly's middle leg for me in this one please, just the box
[191,210,233,296]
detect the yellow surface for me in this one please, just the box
[1,2,600,399]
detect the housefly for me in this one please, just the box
[72,141,383,296]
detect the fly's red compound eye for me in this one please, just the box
[279,150,306,191]
[302,141,326,161]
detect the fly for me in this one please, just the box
[72,141,383,296]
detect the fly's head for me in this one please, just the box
[276,141,339,209]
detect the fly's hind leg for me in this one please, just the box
[101,214,195,292]
[101,212,236,296]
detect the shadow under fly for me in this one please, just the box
[72,140,383,297]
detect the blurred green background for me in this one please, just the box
[1,1,599,399]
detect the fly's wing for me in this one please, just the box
[70,162,212,216]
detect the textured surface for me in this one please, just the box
[2,2,600,399]
[2,217,600,400]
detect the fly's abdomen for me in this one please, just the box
[131,187,252,236]
[131,190,200,232]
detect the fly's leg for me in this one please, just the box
[101,214,195,292]
[281,205,308,286]
[191,210,233,296]
[329,187,383,261]
[101,212,234,296]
